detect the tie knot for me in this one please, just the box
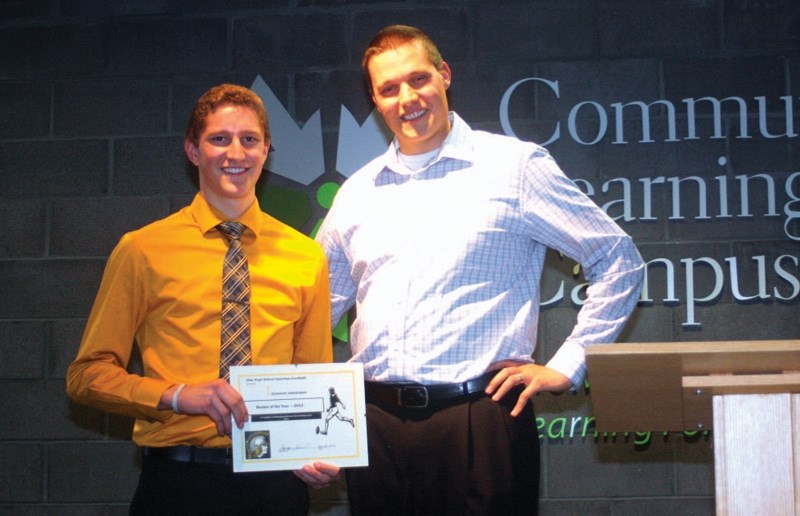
[218,221,245,241]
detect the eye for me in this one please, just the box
[410,74,430,87]
[241,135,261,147]
[209,135,230,145]
[378,84,398,97]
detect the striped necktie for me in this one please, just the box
[217,221,252,380]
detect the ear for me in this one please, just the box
[184,138,200,166]
[440,61,452,90]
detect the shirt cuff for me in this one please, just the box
[545,340,587,391]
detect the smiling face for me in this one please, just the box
[184,104,268,219]
[368,40,452,155]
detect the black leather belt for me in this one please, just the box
[365,371,495,409]
[142,445,232,465]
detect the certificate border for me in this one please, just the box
[230,362,368,472]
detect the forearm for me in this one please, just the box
[547,237,645,386]
[66,357,172,422]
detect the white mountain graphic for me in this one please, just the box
[250,75,390,184]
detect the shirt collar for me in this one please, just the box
[190,193,263,239]
[375,112,474,182]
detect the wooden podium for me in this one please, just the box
[585,340,800,516]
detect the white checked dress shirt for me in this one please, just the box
[316,113,644,387]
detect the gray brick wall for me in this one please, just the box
[1,0,798,513]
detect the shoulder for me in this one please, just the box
[338,152,387,196]
[257,211,325,259]
[449,111,544,159]
[471,129,548,161]
[318,150,388,230]
[461,130,556,187]
[113,207,192,256]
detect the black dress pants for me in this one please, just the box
[346,386,540,516]
[129,454,308,515]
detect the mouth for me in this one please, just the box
[401,109,427,122]
[222,167,248,175]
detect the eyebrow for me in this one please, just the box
[375,69,431,89]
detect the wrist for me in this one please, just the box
[171,384,187,413]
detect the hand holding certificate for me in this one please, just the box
[229,363,369,473]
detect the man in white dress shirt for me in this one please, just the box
[316,24,645,515]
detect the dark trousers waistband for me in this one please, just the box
[142,445,232,465]
[365,371,495,410]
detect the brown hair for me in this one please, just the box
[362,25,445,95]
[184,83,270,145]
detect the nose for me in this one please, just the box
[226,139,246,161]
[398,82,418,105]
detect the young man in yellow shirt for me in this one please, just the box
[67,84,340,514]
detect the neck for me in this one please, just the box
[202,192,255,220]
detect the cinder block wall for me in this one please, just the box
[1,1,798,514]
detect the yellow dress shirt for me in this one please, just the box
[67,193,332,447]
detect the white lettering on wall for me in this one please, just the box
[499,77,800,145]
[542,254,800,327]
[574,165,798,241]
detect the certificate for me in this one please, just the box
[229,363,369,473]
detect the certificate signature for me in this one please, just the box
[229,363,369,472]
